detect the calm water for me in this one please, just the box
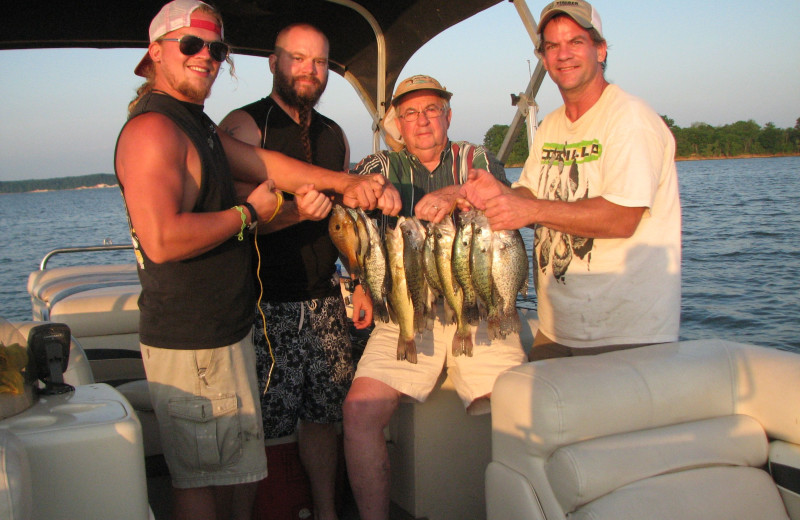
[1,156,798,352]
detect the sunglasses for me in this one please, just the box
[158,34,230,62]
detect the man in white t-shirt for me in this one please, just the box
[460,0,681,360]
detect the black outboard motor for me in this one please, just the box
[27,323,74,395]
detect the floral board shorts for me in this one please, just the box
[253,294,355,438]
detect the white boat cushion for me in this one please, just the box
[547,414,769,512]
[0,430,32,520]
[49,285,140,337]
[568,466,790,520]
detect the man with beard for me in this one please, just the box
[117,3,399,518]
[220,23,367,520]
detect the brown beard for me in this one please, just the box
[176,80,213,103]
[274,68,326,112]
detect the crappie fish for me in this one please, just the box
[492,228,529,338]
[422,221,449,327]
[470,211,502,339]
[399,216,429,333]
[359,209,391,323]
[453,211,480,325]
[348,207,370,276]
[328,205,362,281]
[433,216,473,357]
[385,223,418,363]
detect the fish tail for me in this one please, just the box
[397,337,418,364]
[414,309,426,334]
[487,312,502,341]
[452,331,474,357]
[377,301,391,323]
[463,301,480,326]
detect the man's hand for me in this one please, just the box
[247,179,280,224]
[483,193,537,231]
[342,174,395,211]
[376,182,402,216]
[350,284,374,329]
[414,185,460,223]
[295,184,332,221]
[459,168,509,210]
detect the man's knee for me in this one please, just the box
[343,379,398,432]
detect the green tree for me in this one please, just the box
[483,124,530,166]
[757,122,784,154]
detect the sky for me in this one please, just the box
[0,0,798,182]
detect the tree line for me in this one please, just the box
[0,174,117,194]
[484,117,800,166]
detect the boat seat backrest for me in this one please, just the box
[27,266,143,385]
[487,339,800,520]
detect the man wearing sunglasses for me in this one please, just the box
[220,23,362,520]
[343,74,526,520]
[114,2,400,520]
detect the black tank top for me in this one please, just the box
[240,96,347,301]
[115,92,255,349]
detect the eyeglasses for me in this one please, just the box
[398,105,446,122]
[159,35,230,62]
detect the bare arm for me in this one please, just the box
[218,129,395,211]
[115,112,279,263]
[461,168,644,237]
[484,192,645,238]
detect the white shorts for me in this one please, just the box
[354,307,526,409]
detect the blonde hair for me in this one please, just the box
[128,3,236,115]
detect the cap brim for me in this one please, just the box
[381,105,403,145]
[134,51,152,77]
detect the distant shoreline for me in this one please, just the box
[3,153,799,192]
[674,153,800,162]
[505,152,799,168]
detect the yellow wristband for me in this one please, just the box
[265,191,284,224]
[232,205,247,241]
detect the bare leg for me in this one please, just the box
[342,377,401,520]
[228,482,259,520]
[173,487,216,520]
[298,420,340,520]
[466,393,491,415]
[172,482,259,520]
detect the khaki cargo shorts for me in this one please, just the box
[142,331,268,488]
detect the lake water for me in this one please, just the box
[1,156,798,353]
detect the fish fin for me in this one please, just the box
[384,301,396,324]
[452,332,474,357]
[463,302,480,326]
[397,337,418,364]
[443,301,456,325]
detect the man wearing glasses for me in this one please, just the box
[114,2,399,519]
[343,74,526,520]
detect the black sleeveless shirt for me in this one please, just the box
[239,96,347,302]
[115,92,255,349]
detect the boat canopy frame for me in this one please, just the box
[3,0,547,160]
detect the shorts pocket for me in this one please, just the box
[167,394,242,470]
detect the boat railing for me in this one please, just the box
[39,244,134,270]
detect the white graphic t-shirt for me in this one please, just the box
[515,84,681,348]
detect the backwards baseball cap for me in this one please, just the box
[382,75,453,146]
[134,0,223,77]
[537,0,603,38]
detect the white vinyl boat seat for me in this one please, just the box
[487,339,800,520]
[0,430,32,520]
[27,265,142,385]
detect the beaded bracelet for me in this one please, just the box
[232,205,247,241]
